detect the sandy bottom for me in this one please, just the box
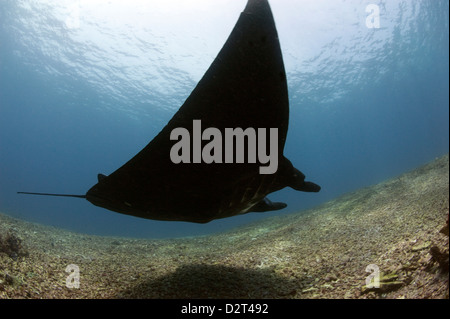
[0,155,448,299]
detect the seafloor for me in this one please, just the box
[0,155,448,299]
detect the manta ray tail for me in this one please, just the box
[17,192,86,199]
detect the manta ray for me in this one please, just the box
[18,0,320,223]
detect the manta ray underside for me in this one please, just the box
[18,0,320,223]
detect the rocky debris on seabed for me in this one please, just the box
[0,154,448,299]
[0,232,29,260]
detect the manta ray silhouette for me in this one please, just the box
[18,0,320,223]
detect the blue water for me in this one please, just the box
[0,0,448,238]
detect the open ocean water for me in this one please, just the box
[0,0,448,238]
